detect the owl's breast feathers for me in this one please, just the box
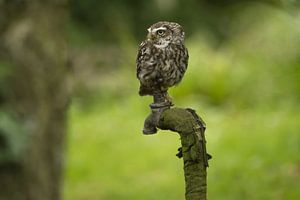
[136,40,188,96]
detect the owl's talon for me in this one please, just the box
[165,94,173,105]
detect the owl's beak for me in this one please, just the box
[147,33,152,40]
[147,28,153,40]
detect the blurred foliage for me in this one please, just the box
[0,63,26,164]
[70,0,300,45]
[65,0,300,200]
[0,112,27,164]
[69,0,300,108]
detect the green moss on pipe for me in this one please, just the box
[158,107,208,200]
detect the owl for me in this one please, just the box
[136,21,188,104]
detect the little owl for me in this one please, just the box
[136,21,189,104]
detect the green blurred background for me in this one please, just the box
[65,0,300,199]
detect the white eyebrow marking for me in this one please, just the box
[152,27,167,32]
[147,28,151,32]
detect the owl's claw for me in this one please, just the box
[165,93,173,105]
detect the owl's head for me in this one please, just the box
[147,21,185,48]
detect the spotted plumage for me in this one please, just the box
[136,21,188,102]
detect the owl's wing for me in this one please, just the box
[136,41,158,96]
[136,41,149,78]
[136,41,157,80]
[181,45,189,72]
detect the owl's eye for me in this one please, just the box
[157,29,166,36]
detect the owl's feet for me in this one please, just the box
[165,93,173,105]
[153,90,173,105]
